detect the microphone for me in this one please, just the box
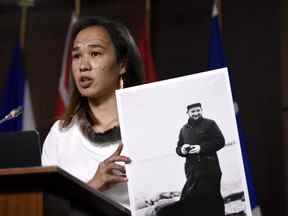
[0,106,23,125]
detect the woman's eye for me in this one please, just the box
[91,51,101,57]
[72,53,80,59]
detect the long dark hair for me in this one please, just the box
[61,16,144,128]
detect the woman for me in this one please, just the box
[41,16,143,208]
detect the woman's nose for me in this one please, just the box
[79,56,91,72]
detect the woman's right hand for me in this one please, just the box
[88,144,131,191]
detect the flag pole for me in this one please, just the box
[145,0,151,48]
[75,0,81,17]
[216,0,223,30]
[19,0,34,49]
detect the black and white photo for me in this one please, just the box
[116,68,252,216]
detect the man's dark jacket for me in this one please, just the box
[176,117,225,179]
[175,117,225,216]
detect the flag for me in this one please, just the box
[0,41,35,132]
[54,13,78,118]
[138,14,158,83]
[208,2,262,216]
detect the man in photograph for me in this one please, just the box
[176,102,225,215]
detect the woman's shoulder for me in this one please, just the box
[50,120,61,131]
[43,119,80,148]
[49,119,78,133]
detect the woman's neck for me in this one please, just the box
[88,93,119,133]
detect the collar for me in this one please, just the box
[187,117,203,126]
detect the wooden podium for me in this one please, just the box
[0,166,130,216]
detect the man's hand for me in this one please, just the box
[88,144,131,191]
[188,145,201,154]
[181,144,191,155]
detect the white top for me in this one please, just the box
[41,120,129,208]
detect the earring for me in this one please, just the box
[120,75,124,89]
[120,67,126,75]
[119,68,126,89]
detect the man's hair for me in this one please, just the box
[61,16,144,128]
[187,103,202,111]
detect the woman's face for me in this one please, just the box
[72,26,124,99]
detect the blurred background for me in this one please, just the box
[0,0,284,215]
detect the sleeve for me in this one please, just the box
[176,127,186,157]
[41,121,61,166]
[200,120,225,154]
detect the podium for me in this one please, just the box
[0,166,130,216]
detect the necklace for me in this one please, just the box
[93,116,119,133]
[79,115,121,145]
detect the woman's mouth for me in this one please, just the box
[79,77,93,88]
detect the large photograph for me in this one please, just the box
[116,68,252,216]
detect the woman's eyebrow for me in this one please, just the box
[72,44,105,52]
[88,44,105,49]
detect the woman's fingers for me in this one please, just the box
[104,155,131,165]
[109,143,123,158]
[104,144,130,163]
[105,163,126,175]
[106,174,128,184]
[90,144,131,191]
